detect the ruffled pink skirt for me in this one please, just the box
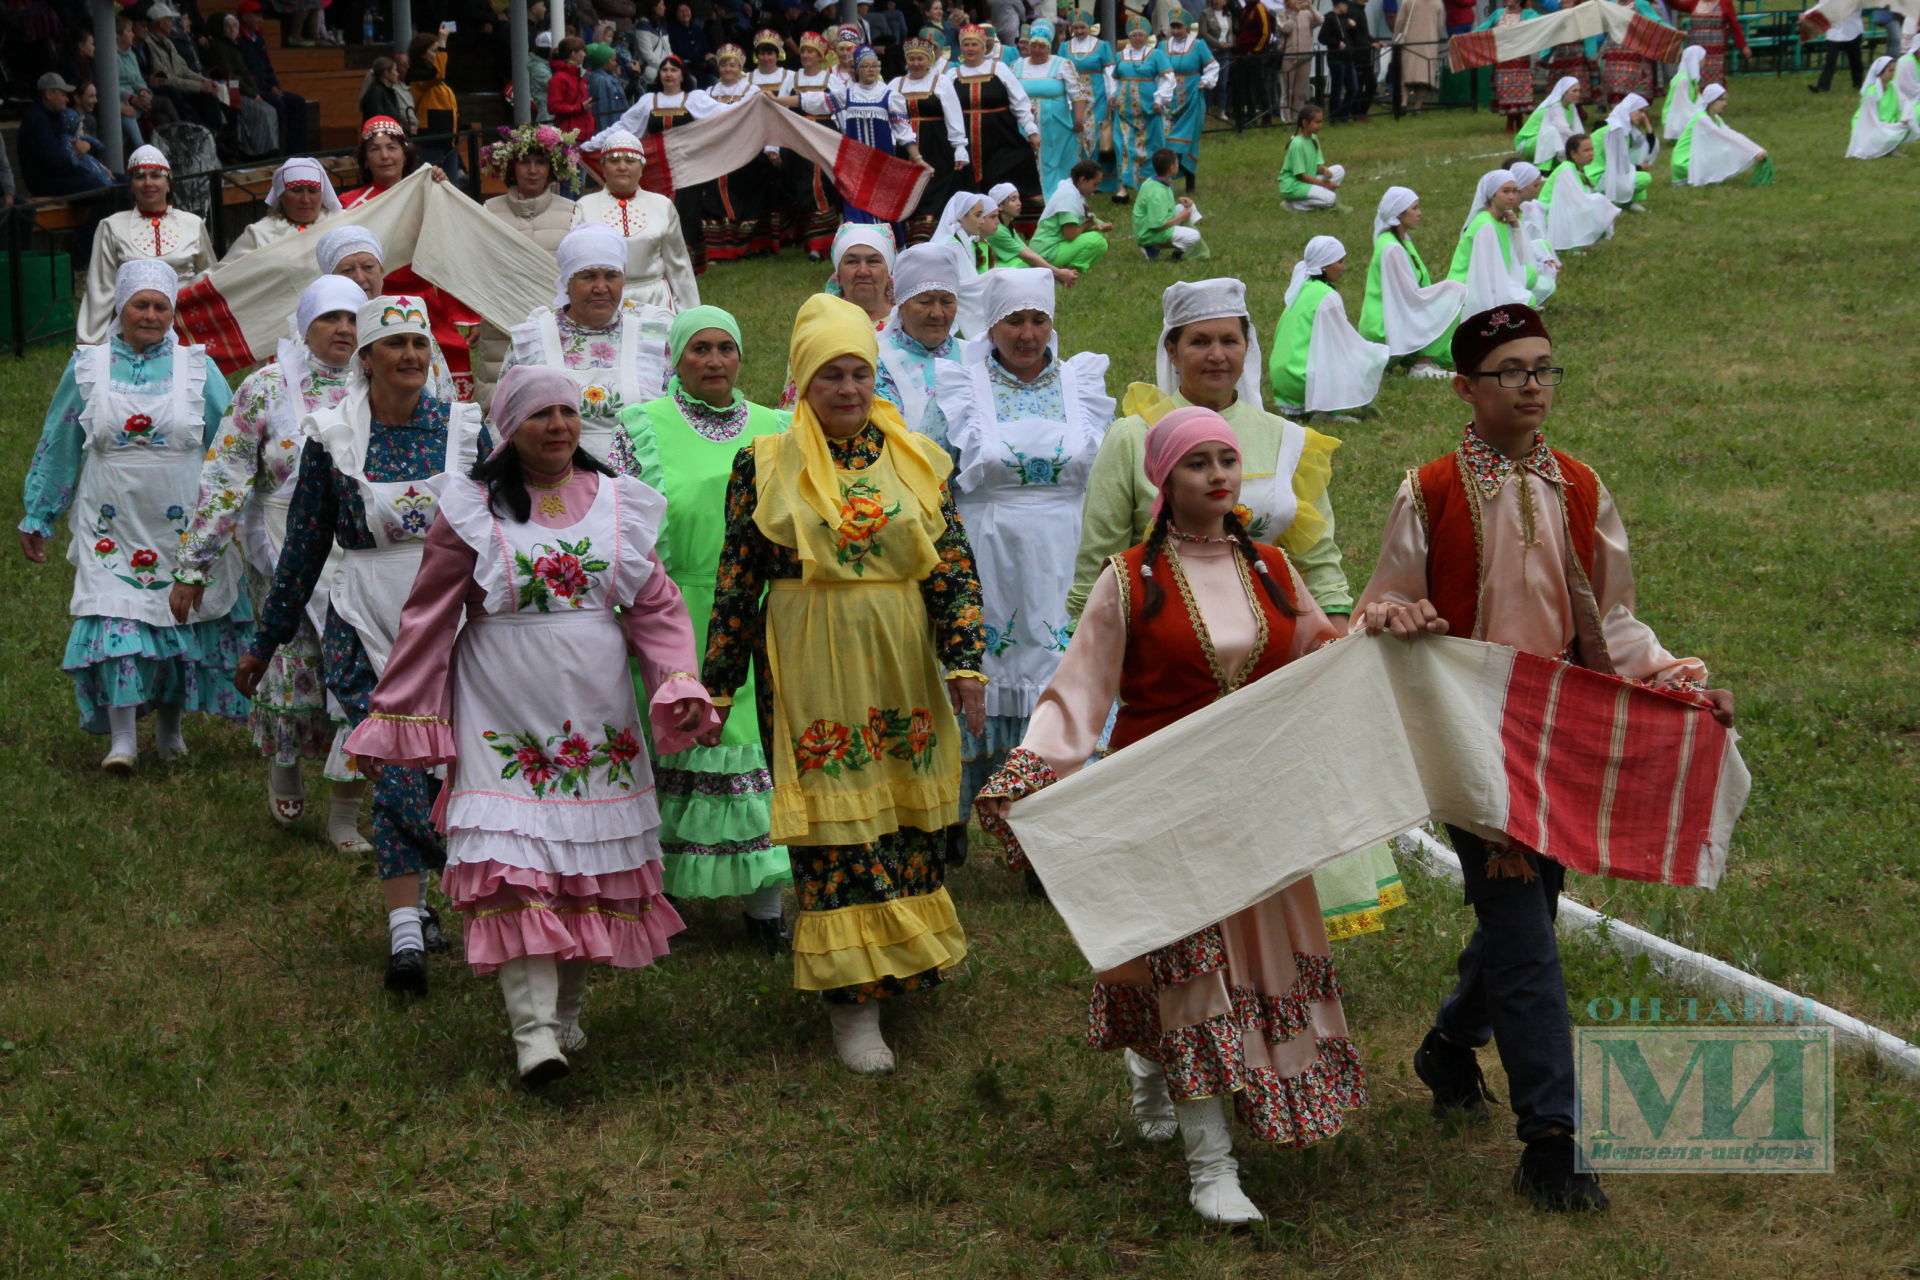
[441,860,686,974]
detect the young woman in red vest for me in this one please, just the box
[975,406,1367,1228]
[1354,303,1735,1214]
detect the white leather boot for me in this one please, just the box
[498,956,569,1086]
[826,1000,895,1075]
[555,959,590,1053]
[1125,1049,1178,1141]
[1174,1097,1264,1225]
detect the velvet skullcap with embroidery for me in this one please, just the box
[356,293,434,350]
[1450,303,1551,373]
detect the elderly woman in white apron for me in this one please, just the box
[347,365,716,1086]
[873,243,965,434]
[313,225,462,404]
[923,268,1111,814]
[19,260,247,771]
[235,295,486,997]
[500,224,672,472]
[171,275,374,854]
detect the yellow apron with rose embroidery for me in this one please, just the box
[751,429,963,850]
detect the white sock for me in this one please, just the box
[328,788,366,844]
[826,1001,895,1074]
[270,761,305,796]
[743,884,785,921]
[106,706,138,760]
[154,703,185,753]
[388,906,424,955]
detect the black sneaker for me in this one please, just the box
[1512,1133,1610,1212]
[385,948,428,996]
[1413,1027,1497,1120]
[419,907,451,954]
[742,912,789,955]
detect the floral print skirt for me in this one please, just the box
[1087,879,1368,1145]
[789,825,968,1004]
[61,603,253,735]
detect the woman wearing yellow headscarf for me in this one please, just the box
[703,294,986,1076]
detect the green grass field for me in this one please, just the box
[2,73,1917,1278]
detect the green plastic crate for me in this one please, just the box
[0,250,77,350]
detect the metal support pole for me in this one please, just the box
[550,0,564,48]
[838,0,858,28]
[1098,0,1117,43]
[510,0,531,124]
[393,0,413,49]
[91,0,123,173]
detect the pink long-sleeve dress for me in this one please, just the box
[344,468,718,973]
[983,535,1368,1145]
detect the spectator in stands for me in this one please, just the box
[59,28,96,95]
[1200,0,1234,117]
[207,12,283,156]
[406,29,461,133]
[236,0,312,152]
[549,36,596,142]
[585,42,631,128]
[115,16,180,154]
[144,4,231,133]
[629,0,673,85]
[21,73,111,198]
[666,2,716,83]
[529,31,557,121]
[360,56,420,130]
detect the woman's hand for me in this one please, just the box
[1702,688,1735,727]
[948,674,985,737]
[1358,599,1449,640]
[696,701,731,747]
[667,697,705,733]
[233,653,269,698]
[975,794,1012,821]
[19,530,46,563]
[168,581,205,624]
[430,166,449,183]
[1052,265,1079,287]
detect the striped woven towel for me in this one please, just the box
[1448,3,1683,71]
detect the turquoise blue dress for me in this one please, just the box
[21,337,249,735]
[1065,36,1117,191]
[1162,36,1215,178]
[1016,54,1086,200]
[1112,45,1172,190]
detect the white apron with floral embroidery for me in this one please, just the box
[437,474,670,875]
[511,305,672,465]
[308,392,484,677]
[253,347,347,640]
[1233,420,1309,546]
[69,340,242,628]
[937,350,1114,718]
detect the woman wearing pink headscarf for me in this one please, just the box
[345,364,717,1088]
[975,407,1366,1227]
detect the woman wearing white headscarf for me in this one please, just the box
[19,260,243,772]
[923,268,1112,813]
[1268,237,1387,420]
[1506,161,1560,309]
[875,243,966,432]
[776,224,901,408]
[928,190,996,337]
[1359,187,1465,381]
[1541,135,1623,250]
[501,224,672,469]
[222,156,344,263]
[1845,56,1912,157]
[1894,34,1920,129]
[79,146,217,345]
[1586,92,1658,208]
[346,363,712,1086]
[171,276,371,850]
[1445,169,1536,318]
[571,128,700,312]
[1671,83,1769,185]
[313,226,462,405]
[1662,45,1707,140]
[1515,76,1585,169]
[235,294,488,998]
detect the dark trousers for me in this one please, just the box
[1352,53,1377,117]
[1327,59,1357,119]
[154,85,228,133]
[1815,36,1865,90]
[269,89,309,153]
[1434,825,1577,1142]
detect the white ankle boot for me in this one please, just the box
[1174,1097,1264,1226]
[1125,1049,1178,1141]
[555,959,590,1053]
[498,956,569,1086]
[826,1000,895,1075]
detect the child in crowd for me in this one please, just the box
[1133,148,1207,260]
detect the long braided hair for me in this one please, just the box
[1138,501,1301,622]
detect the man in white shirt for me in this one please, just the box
[1810,8,1866,91]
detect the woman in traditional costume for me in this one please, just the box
[894,37,971,246]
[814,45,925,227]
[586,57,724,277]
[572,129,702,311]
[20,260,245,772]
[1600,0,1662,105]
[977,406,1367,1226]
[619,308,794,949]
[80,147,215,345]
[1586,92,1657,208]
[701,293,985,1075]
[1541,134,1622,248]
[312,226,462,404]
[927,191,995,338]
[702,44,779,262]
[785,32,847,260]
[874,244,966,432]
[222,156,343,264]
[1013,23,1089,206]
[1476,0,1540,133]
[236,295,487,996]
[1159,12,1218,187]
[1447,169,1537,317]
[1506,161,1560,309]
[1671,83,1769,185]
[952,24,1044,200]
[1359,187,1464,381]
[1515,75,1584,169]
[1277,105,1345,211]
[983,182,1081,284]
[172,276,371,850]
[1063,10,1117,193]
[345,365,710,1085]
[1845,56,1912,157]
[1662,45,1706,140]
[1670,0,1748,89]
[777,224,900,408]
[1268,236,1388,420]
[923,268,1111,811]
[501,225,672,470]
[1110,16,1173,199]
[480,123,582,253]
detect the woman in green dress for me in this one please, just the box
[619,307,794,950]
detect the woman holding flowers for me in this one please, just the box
[702,294,986,1076]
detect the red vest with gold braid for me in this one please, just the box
[1107,540,1304,754]
[1411,446,1613,673]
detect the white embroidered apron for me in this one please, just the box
[1227,419,1307,546]
[69,341,242,627]
[877,335,940,433]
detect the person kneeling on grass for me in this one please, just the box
[1268,235,1387,422]
[1277,105,1344,211]
[1030,161,1114,274]
[1134,148,1207,261]
[984,181,1082,287]
[1353,302,1736,1214]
